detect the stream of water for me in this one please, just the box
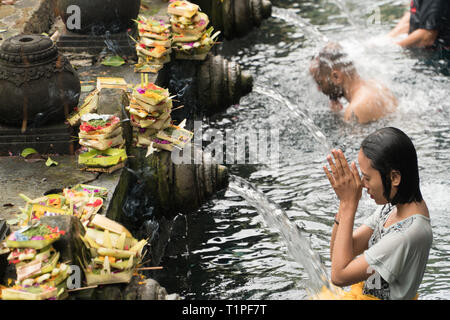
[227,174,335,297]
[152,0,450,300]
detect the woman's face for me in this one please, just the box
[358,149,389,205]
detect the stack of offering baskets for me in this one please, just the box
[0,183,150,297]
[67,77,128,127]
[1,221,69,300]
[78,214,147,286]
[168,0,220,60]
[78,113,127,173]
[128,81,193,151]
[134,16,172,73]
[17,184,108,227]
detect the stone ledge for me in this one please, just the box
[0,155,124,231]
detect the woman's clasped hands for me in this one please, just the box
[323,149,362,207]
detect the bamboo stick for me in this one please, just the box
[136,266,163,271]
[67,285,98,292]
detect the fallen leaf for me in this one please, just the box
[21,148,38,158]
[101,55,126,67]
[45,157,58,167]
[6,218,18,225]
[81,85,95,92]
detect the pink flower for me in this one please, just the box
[153,138,170,144]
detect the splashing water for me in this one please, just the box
[271,7,329,44]
[228,174,338,297]
[328,0,361,28]
[253,86,331,155]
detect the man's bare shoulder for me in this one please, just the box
[345,83,396,124]
[344,100,371,124]
[344,87,374,123]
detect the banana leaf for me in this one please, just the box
[84,269,134,286]
[1,285,57,300]
[78,148,127,167]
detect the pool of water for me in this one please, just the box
[153,0,450,300]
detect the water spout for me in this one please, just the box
[228,175,338,296]
[253,86,331,155]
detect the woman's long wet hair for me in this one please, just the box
[361,127,423,205]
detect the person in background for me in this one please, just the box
[388,0,450,50]
[324,127,432,300]
[309,43,398,124]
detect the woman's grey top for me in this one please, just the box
[362,206,433,300]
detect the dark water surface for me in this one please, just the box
[153,0,450,300]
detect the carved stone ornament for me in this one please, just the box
[0,54,77,88]
[0,34,81,126]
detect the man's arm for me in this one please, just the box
[395,0,446,48]
[388,12,410,38]
[396,28,439,48]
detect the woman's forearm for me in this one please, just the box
[330,216,338,261]
[331,202,357,277]
[330,211,341,260]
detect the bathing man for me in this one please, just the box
[388,0,450,49]
[309,43,398,124]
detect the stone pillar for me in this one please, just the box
[163,54,253,121]
[192,0,272,39]
[0,34,80,155]
[128,145,229,215]
[0,34,80,127]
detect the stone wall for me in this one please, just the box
[0,0,57,45]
